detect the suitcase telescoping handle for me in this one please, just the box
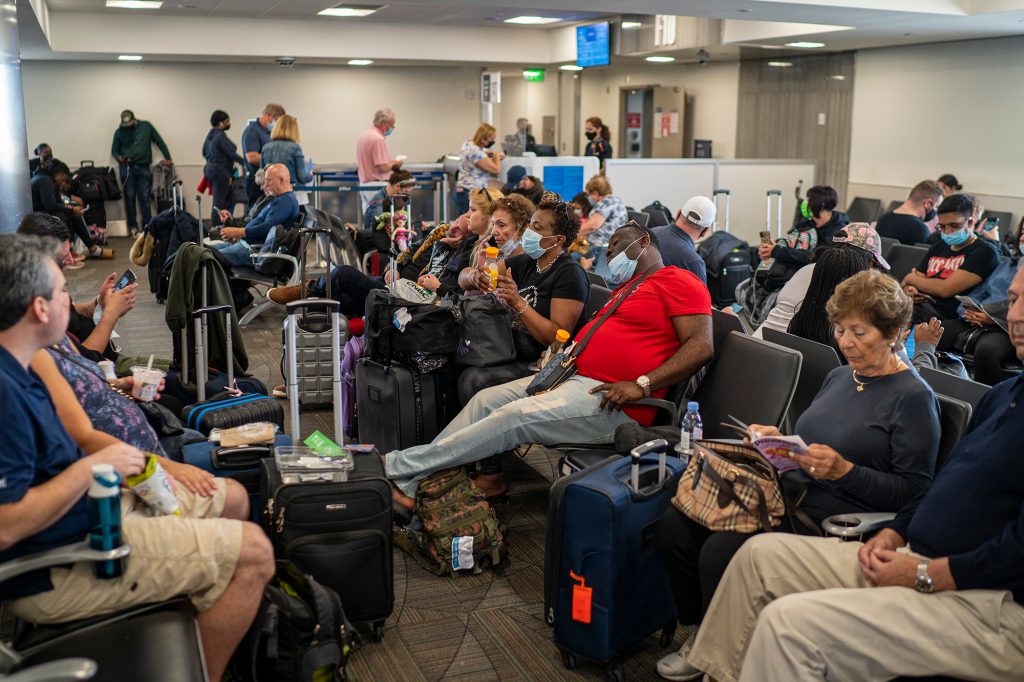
[630,438,669,493]
[766,189,783,239]
[297,216,334,300]
[192,304,233,403]
[712,189,730,232]
[284,299,343,444]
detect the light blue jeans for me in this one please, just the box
[385,374,634,496]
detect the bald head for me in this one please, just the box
[264,163,292,196]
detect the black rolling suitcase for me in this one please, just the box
[180,304,283,435]
[261,301,394,639]
[700,189,752,307]
[355,358,447,454]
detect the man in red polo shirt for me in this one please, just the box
[386,222,714,504]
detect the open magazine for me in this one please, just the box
[721,418,807,473]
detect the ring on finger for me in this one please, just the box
[809,465,816,473]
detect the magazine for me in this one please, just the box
[749,435,807,473]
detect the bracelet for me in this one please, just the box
[513,302,529,316]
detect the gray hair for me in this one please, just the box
[262,103,285,118]
[373,108,395,124]
[254,167,266,186]
[0,234,61,332]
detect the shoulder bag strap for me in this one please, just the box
[569,273,649,359]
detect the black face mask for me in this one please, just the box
[223,124,231,131]
[585,131,597,141]
[922,207,936,222]
[482,140,495,149]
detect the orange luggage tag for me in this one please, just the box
[569,570,592,624]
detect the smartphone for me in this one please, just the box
[113,268,137,292]
[955,295,983,312]
[916,292,936,303]
[759,230,772,245]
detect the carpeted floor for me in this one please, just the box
[67,237,687,681]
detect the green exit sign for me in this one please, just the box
[523,68,545,82]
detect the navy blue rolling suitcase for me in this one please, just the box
[545,440,684,679]
[182,434,292,520]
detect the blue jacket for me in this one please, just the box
[202,128,243,171]
[261,140,312,185]
[244,191,300,243]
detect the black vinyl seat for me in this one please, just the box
[846,197,883,223]
[572,284,611,338]
[886,244,929,282]
[760,328,843,430]
[917,367,990,411]
[626,210,649,227]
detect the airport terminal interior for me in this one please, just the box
[1,1,1024,681]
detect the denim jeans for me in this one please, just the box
[119,164,152,230]
[212,240,254,268]
[385,374,633,496]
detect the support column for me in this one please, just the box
[0,0,30,233]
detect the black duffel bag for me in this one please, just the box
[455,294,517,367]
[364,289,460,372]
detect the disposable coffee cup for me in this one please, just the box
[98,360,117,382]
[130,366,165,402]
[124,454,181,516]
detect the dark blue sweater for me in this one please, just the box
[890,374,1024,604]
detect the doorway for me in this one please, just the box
[620,88,653,158]
[619,85,686,159]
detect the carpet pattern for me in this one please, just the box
[67,238,687,681]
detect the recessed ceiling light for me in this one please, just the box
[118,55,143,61]
[559,64,584,71]
[829,74,846,80]
[646,56,675,63]
[319,5,380,17]
[622,21,642,29]
[348,59,374,66]
[786,41,825,48]
[768,61,793,67]
[505,16,559,25]
[106,0,163,8]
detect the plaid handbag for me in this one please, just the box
[672,440,786,533]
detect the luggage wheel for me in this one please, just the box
[603,660,624,682]
[560,650,577,670]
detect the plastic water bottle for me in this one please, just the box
[88,464,123,579]
[484,246,500,291]
[679,401,703,456]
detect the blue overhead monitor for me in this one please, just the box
[576,22,610,68]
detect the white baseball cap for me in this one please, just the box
[681,196,716,228]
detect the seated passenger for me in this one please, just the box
[29,142,60,177]
[902,194,1000,325]
[456,195,587,403]
[417,187,503,296]
[362,168,416,235]
[501,165,547,206]
[755,223,888,339]
[217,167,270,226]
[655,268,940,680]
[651,195,714,284]
[672,267,1024,682]
[214,163,300,267]
[875,180,942,246]
[578,174,629,278]
[386,223,714,509]
[0,234,273,682]
[29,162,112,260]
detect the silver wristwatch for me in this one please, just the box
[914,560,933,593]
[635,375,651,398]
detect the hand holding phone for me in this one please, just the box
[759,230,772,245]
[113,268,137,292]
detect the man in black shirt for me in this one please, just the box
[902,194,1000,325]
[875,179,942,246]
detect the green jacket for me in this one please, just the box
[165,243,249,377]
[111,120,171,167]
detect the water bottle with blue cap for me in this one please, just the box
[88,464,124,579]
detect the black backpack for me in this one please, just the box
[642,200,674,227]
[242,561,355,682]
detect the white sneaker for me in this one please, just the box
[656,636,703,681]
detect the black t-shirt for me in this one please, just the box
[506,252,589,359]
[66,302,115,363]
[917,237,1001,318]
[875,212,929,246]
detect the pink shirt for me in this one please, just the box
[356,125,391,183]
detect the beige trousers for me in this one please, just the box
[687,534,1024,682]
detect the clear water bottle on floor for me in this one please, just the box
[679,401,703,456]
[88,464,124,579]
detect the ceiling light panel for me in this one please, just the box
[505,16,559,25]
[559,64,583,71]
[646,56,675,63]
[106,1,163,8]
[319,5,381,17]
[118,54,143,61]
[786,41,825,48]
[348,59,374,65]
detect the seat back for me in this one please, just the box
[691,332,801,439]
[885,244,928,282]
[572,284,611,337]
[761,328,842,428]
[711,308,745,356]
[880,236,898,259]
[886,199,902,214]
[846,197,883,223]
[918,366,990,410]
[585,270,608,288]
[935,394,972,472]
[627,210,650,227]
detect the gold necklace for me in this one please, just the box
[852,358,905,392]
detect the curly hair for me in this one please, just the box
[825,268,912,342]
[487,193,535,228]
[537,195,581,246]
[789,244,875,349]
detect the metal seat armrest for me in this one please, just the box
[0,542,130,584]
[628,397,679,424]
[821,512,896,539]
[3,658,97,682]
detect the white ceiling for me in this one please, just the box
[19,0,1024,65]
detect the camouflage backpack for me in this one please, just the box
[393,467,507,576]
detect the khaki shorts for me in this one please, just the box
[10,479,243,623]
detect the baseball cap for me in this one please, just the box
[832,222,890,271]
[120,110,136,127]
[681,196,716,229]
[506,165,527,187]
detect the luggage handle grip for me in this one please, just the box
[712,189,730,196]
[286,299,341,317]
[192,304,231,319]
[766,189,783,196]
[213,444,271,469]
[630,438,668,491]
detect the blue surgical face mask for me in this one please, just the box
[607,237,646,286]
[384,126,395,137]
[521,227,554,260]
[268,120,275,132]
[499,232,522,259]
[940,228,970,246]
